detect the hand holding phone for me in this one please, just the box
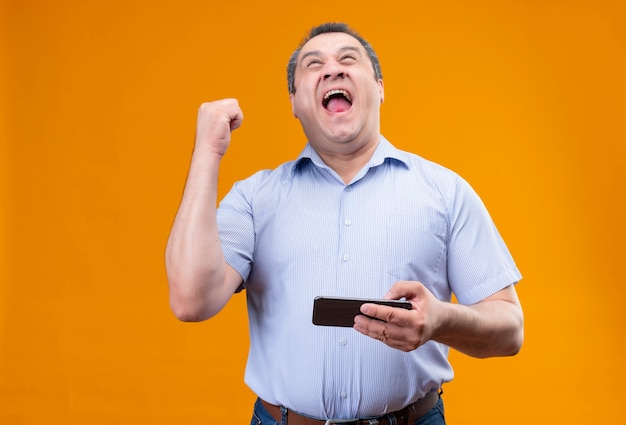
[312,296,412,327]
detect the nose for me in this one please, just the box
[323,60,346,80]
[324,71,345,80]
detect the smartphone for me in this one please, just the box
[312,296,412,327]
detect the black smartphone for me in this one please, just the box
[312,296,412,327]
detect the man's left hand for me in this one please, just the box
[353,281,442,352]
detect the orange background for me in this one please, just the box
[1,0,625,423]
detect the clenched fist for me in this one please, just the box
[194,99,244,157]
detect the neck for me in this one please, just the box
[316,136,380,184]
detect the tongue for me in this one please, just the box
[326,97,351,113]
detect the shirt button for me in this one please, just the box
[342,255,350,262]
[340,391,348,399]
[344,219,352,226]
[340,338,347,346]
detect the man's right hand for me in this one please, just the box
[195,99,244,157]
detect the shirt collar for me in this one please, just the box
[294,135,410,172]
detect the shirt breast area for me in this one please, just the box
[246,159,452,305]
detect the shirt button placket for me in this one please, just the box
[342,218,351,262]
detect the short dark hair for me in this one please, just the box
[287,22,383,94]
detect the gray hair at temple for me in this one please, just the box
[286,22,383,94]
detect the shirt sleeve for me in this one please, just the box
[446,176,522,305]
[216,173,264,286]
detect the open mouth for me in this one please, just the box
[322,89,353,113]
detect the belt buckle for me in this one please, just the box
[324,420,379,425]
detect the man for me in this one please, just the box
[165,22,523,425]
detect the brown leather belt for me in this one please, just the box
[261,390,439,425]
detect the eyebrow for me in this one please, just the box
[299,45,362,64]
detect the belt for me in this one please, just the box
[261,390,440,425]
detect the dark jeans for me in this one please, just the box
[250,397,446,425]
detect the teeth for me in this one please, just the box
[323,89,352,103]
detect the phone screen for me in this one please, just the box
[312,296,412,327]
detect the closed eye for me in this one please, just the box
[306,59,323,68]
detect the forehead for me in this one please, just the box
[298,32,365,60]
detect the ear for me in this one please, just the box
[289,93,298,118]
[378,79,385,104]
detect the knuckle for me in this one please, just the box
[377,328,390,343]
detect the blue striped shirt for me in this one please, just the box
[217,136,521,419]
